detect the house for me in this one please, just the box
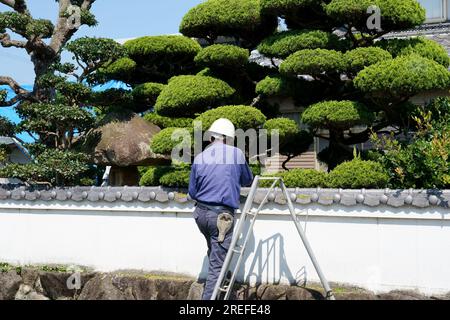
[0,136,32,184]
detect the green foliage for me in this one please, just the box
[280,49,346,77]
[139,166,174,186]
[302,100,374,130]
[195,44,249,69]
[260,0,314,13]
[18,103,94,136]
[258,30,345,58]
[263,118,299,140]
[65,37,126,83]
[124,35,201,63]
[0,149,90,186]
[354,54,450,99]
[325,0,425,31]
[195,105,267,131]
[376,37,450,68]
[344,47,392,75]
[0,12,54,38]
[159,168,191,188]
[151,127,193,155]
[370,106,450,189]
[284,169,328,188]
[0,116,15,136]
[144,113,192,129]
[155,75,235,117]
[179,0,278,45]
[132,82,165,110]
[101,57,137,82]
[326,159,389,188]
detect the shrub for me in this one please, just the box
[195,105,267,131]
[124,35,201,63]
[326,159,389,189]
[280,49,346,77]
[284,169,328,188]
[179,0,278,44]
[159,168,191,188]
[144,113,193,129]
[154,75,235,117]
[261,0,316,13]
[258,30,343,58]
[301,100,375,130]
[263,118,299,140]
[325,0,425,31]
[344,47,392,74]
[354,54,450,98]
[102,57,136,80]
[376,37,450,68]
[150,127,193,155]
[132,82,165,109]
[195,44,249,69]
[139,166,173,186]
[260,169,327,188]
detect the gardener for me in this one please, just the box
[189,118,254,300]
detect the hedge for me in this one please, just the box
[301,100,375,130]
[256,76,294,97]
[139,166,174,186]
[280,49,346,77]
[260,169,328,188]
[159,168,191,188]
[325,0,425,31]
[260,0,314,13]
[344,47,392,74]
[195,105,267,131]
[144,113,193,129]
[258,30,343,58]
[375,37,450,68]
[150,127,193,155]
[326,159,389,189]
[195,44,249,69]
[124,35,201,62]
[179,0,277,43]
[132,82,165,109]
[154,75,235,117]
[354,54,450,97]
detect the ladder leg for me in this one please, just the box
[211,176,261,300]
[281,181,335,300]
[224,179,280,300]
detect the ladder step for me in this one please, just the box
[219,287,228,292]
[232,248,243,254]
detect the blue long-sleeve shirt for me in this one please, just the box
[189,142,254,209]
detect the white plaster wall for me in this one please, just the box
[0,200,449,295]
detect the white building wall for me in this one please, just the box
[0,200,449,295]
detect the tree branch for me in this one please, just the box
[0,0,29,14]
[0,32,27,48]
[0,76,28,94]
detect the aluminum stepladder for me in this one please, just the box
[211,176,335,300]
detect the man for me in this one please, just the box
[189,118,254,300]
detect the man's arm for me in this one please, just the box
[188,164,198,200]
[240,162,254,187]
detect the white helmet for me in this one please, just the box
[207,118,236,139]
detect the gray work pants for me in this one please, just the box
[194,206,234,300]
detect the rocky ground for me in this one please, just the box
[0,265,448,300]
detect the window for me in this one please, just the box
[418,0,448,23]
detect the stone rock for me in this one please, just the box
[88,112,171,167]
[15,284,49,300]
[257,284,288,300]
[335,292,378,300]
[378,290,428,300]
[187,281,204,300]
[285,287,319,300]
[39,272,96,300]
[0,271,22,300]
[236,285,257,300]
[78,274,135,300]
[154,279,193,300]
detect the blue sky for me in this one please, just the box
[0,0,204,84]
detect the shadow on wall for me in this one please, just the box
[197,218,305,287]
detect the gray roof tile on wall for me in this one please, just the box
[0,186,449,209]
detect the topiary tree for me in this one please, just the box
[264,118,313,170]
